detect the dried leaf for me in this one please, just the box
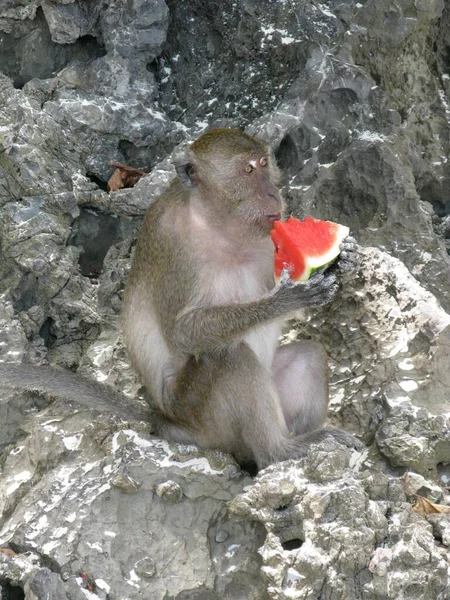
[79,571,96,592]
[107,162,146,192]
[0,548,16,556]
[107,168,124,192]
[413,495,450,516]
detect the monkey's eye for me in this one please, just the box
[245,164,254,174]
[259,157,268,167]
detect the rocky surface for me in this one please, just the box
[230,442,450,600]
[0,406,267,600]
[0,0,450,598]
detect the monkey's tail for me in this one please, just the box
[0,363,150,422]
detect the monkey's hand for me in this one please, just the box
[274,271,339,311]
[332,236,359,275]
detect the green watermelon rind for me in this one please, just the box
[298,223,349,281]
[277,223,350,283]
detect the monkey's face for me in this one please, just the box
[225,153,285,234]
[176,129,285,235]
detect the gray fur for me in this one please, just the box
[0,363,150,421]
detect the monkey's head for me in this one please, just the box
[174,129,284,234]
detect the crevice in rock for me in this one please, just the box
[9,542,61,574]
[437,462,450,485]
[86,172,108,192]
[275,124,320,175]
[11,273,39,313]
[239,461,258,477]
[117,138,180,174]
[67,207,134,278]
[67,208,122,277]
[416,174,450,217]
[384,506,394,522]
[0,8,105,89]
[75,34,105,59]
[432,529,443,545]
[431,215,450,255]
[430,2,450,77]
[117,140,153,172]
[281,538,303,551]
[0,581,25,600]
[174,588,220,600]
[274,525,306,551]
[39,317,57,348]
[275,133,299,171]
[146,59,158,76]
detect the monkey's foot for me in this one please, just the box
[288,427,364,456]
[320,427,364,451]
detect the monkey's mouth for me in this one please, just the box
[249,212,282,232]
[265,213,282,226]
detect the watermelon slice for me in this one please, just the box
[270,216,350,282]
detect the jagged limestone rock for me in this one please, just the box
[230,440,449,600]
[0,405,268,599]
[0,0,449,598]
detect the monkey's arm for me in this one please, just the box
[0,363,150,421]
[173,273,338,354]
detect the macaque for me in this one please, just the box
[0,128,361,470]
[121,128,361,468]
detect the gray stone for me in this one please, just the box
[0,406,267,599]
[0,7,105,88]
[285,247,450,481]
[0,0,449,597]
[41,0,100,45]
[134,556,156,578]
[100,0,168,60]
[401,471,444,502]
[154,480,183,503]
[230,440,449,600]
[427,514,450,547]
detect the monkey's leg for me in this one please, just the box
[160,344,295,468]
[272,341,329,435]
[159,343,361,469]
[272,341,363,452]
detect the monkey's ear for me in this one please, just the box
[173,151,199,187]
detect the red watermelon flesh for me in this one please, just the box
[270,216,350,282]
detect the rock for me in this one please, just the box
[229,440,449,600]
[100,0,168,60]
[427,514,450,547]
[286,246,450,480]
[402,472,444,502]
[41,1,98,45]
[0,0,449,598]
[154,480,183,503]
[0,405,267,599]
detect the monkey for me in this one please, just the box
[0,128,361,470]
[120,128,361,469]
